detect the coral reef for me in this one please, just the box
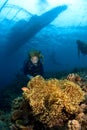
[1,70,87,130]
[68,119,81,130]
[10,96,34,130]
[0,110,10,130]
[67,73,87,130]
[22,75,84,127]
[67,73,87,93]
[67,73,81,82]
[67,103,87,130]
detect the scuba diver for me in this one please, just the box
[23,50,44,80]
[76,40,87,57]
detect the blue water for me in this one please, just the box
[0,0,87,87]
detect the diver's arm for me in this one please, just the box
[23,60,33,79]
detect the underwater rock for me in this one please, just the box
[0,120,9,130]
[15,120,33,130]
[0,110,11,130]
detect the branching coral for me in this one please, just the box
[22,76,85,127]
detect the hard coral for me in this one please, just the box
[76,112,87,130]
[68,119,81,130]
[22,76,85,127]
[67,73,81,82]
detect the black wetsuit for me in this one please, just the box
[23,60,44,77]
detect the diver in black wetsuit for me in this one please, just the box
[23,50,44,80]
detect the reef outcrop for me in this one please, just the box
[22,75,85,127]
